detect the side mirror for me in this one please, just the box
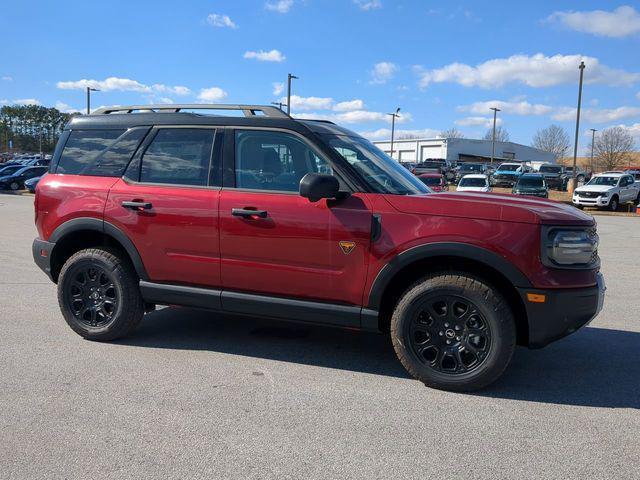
[299,173,341,202]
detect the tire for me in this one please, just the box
[57,248,144,341]
[10,181,19,191]
[609,196,618,211]
[390,273,516,392]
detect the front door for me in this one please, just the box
[105,127,222,288]
[219,128,372,306]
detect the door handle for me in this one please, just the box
[231,208,268,219]
[122,200,153,210]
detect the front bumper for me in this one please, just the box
[519,273,606,348]
[513,191,548,198]
[492,177,516,187]
[572,194,610,207]
[32,237,55,281]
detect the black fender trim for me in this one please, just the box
[367,242,533,311]
[49,217,149,280]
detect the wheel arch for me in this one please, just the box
[369,243,532,346]
[49,218,148,283]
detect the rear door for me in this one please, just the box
[105,127,223,288]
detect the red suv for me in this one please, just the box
[32,104,605,391]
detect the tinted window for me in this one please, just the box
[459,177,487,187]
[83,128,148,177]
[235,130,333,192]
[140,128,214,186]
[517,176,544,187]
[57,130,125,174]
[539,165,562,173]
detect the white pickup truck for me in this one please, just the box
[572,171,640,211]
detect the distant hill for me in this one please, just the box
[558,152,640,172]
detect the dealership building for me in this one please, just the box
[373,137,555,166]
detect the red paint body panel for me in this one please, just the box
[104,179,221,287]
[219,190,372,305]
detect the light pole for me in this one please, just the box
[271,101,287,111]
[86,87,99,115]
[589,128,597,174]
[490,107,500,164]
[387,107,401,160]
[570,61,586,193]
[286,74,298,115]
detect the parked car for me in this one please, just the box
[512,174,548,198]
[491,162,526,187]
[32,103,605,392]
[624,169,640,181]
[572,172,640,211]
[412,160,447,176]
[401,162,417,172]
[25,174,45,193]
[0,164,26,177]
[456,174,492,192]
[417,173,448,192]
[0,165,48,190]
[454,163,487,183]
[538,164,569,191]
[565,166,589,184]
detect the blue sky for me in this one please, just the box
[2,1,640,151]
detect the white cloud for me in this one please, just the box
[13,98,41,106]
[458,100,553,116]
[370,62,397,84]
[284,95,334,111]
[547,6,640,38]
[206,13,237,28]
[359,128,439,140]
[354,0,382,11]
[455,116,503,128]
[272,82,285,96]
[197,87,227,102]
[333,99,365,112]
[417,54,640,89]
[614,123,640,143]
[293,110,412,125]
[0,99,8,105]
[56,76,191,95]
[265,0,293,13]
[637,91,640,100]
[158,97,174,104]
[243,49,286,62]
[54,101,83,113]
[552,106,640,123]
[1,75,12,81]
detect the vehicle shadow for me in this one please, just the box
[119,307,639,409]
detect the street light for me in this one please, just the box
[271,101,287,111]
[86,87,100,115]
[570,61,586,192]
[387,108,401,160]
[286,73,298,115]
[589,128,597,174]
[490,107,501,165]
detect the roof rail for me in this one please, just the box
[92,104,290,118]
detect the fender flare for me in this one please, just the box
[49,217,149,280]
[367,242,532,311]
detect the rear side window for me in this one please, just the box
[139,128,215,186]
[56,130,125,175]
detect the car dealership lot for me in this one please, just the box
[1,193,639,479]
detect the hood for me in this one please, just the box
[457,186,490,192]
[494,170,519,176]
[384,192,594,225]
[575,184,614,193]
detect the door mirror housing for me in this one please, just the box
[299,173,341,202]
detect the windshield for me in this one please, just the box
[588,176,619,186]
[416,161,443,169]
[459,164,483,172]
[321,134,430,195]
[419,176,442,186]
[517,177,544,187]
[459,177,487,187]
[539,165,562,173]
[497,164,520,171]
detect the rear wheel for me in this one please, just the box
[9,181,20,191]
[390,273,516,392]
[57,248,144,341]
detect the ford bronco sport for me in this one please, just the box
[32,104,605,391]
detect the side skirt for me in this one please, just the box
[139,281,380,332]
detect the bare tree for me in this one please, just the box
[483,126,509,142]
[531,124,570,159]
[439,128,465,139]
[592,126,635,171]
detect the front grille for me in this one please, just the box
[578,192,601,198]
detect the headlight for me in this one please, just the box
[599,191,610,197]
[541,227,599,268]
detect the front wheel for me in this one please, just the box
[9,181,20,191]
[609,196,618,211]
[57,248,145,341]
[390,273,516,392]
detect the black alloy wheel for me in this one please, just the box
[65,265,118,328]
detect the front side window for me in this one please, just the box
[56,129,125,175]
[235,130,333,192]
[140,128,215,186]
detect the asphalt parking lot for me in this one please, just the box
[1,193,639,480]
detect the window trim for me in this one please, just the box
[128,125,220,189]
[227,126,352,194]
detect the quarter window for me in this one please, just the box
[235,130,333,192]
[140,129,215,186]
[56,129,125,175]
